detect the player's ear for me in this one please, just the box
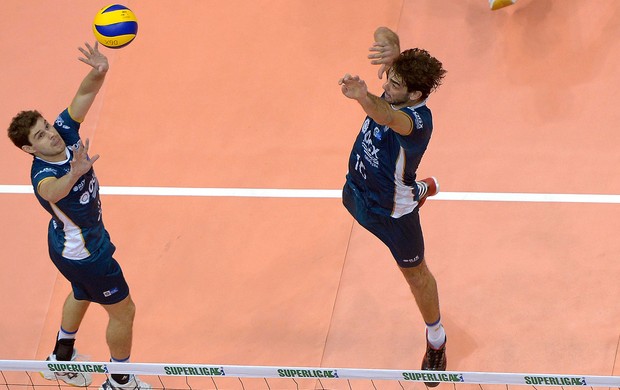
[409,90,423,101]
[21,144,36,154]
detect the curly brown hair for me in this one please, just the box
[392,48,447,100]
[7,110,42,149]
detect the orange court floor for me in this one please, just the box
[1,0,620,389]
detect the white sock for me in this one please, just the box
[58,327,77,340]
[426,320,446,349]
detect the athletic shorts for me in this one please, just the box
[48,241,130,305]
[342,180,425,268]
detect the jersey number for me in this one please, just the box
[354,153,367,179]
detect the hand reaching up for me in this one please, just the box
[78,42,109,73]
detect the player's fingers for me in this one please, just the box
[89,154,100,164]
[377,65,387,79]
[78,46,89,58]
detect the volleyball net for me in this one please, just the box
[1,360,619,390]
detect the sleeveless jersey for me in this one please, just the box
[31,109,106,260]
[346,101,433,218]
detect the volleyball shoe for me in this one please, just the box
[41,349,92,387]
[100,375,152,390]
[416,177,439,208]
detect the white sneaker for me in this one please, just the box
[40,350,93,387]
[100,375,152,390]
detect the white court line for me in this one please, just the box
[1,184,619,203]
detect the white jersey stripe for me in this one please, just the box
[50,203,91,260]
[391,147,417,217]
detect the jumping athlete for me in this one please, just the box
[7,42,150,390]
[339,27,447,386]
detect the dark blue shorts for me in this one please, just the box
[342,180,425,268]
[49,242,130,305]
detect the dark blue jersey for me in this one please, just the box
[347,101,433,217]
[31,109,106,260]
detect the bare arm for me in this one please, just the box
[368,27,401,79]
[338,74,413,136]
[69,42,109,122]
[37,139,99,203]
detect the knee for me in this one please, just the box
[124,299,136,322]
[108,296,136,324]
[400,261,435,289]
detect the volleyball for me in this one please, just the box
[92,4,138,49]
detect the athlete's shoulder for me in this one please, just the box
[401,104,432,132]
[32,157,59,177]
[54,109,81,146]
[54,109,75,127]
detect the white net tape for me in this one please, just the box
[0,360,619,389]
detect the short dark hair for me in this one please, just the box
[7,110,42,148]
[392,48,447,100]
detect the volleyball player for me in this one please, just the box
[339,27,447,386]
[7,42,150,390]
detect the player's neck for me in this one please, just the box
[392,97,425,110]
[35,148,69,163]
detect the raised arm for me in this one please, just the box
[69,42,109,122]
[339,27,413,135]
[368,27,401,79]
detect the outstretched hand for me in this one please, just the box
[78,42,109,73]
[338,73,368,101]
[70,139,99,177]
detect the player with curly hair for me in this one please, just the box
[339,27,447,387]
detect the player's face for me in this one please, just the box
[24,117,67,160]
[382,70,411,105]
